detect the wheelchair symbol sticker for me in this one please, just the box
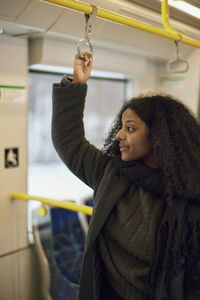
[5,148,19,168]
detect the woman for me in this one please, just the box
[52,53,200,300]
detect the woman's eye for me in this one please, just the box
[127,127,135,132]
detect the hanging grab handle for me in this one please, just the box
[77,5,97,59]
[167,36,189,73]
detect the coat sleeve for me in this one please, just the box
[51,82,109,190]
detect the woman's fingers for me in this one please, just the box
[83,52,92,63]
[72,52,93,83]
[74,52,93,70]
[74,52,92,64]
[87,55,93,67]
[74,55,84,66]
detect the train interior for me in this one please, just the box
[0,0,200,299]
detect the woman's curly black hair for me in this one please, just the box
[102,93,200,203]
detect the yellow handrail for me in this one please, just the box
[11,192,93,216]
[162,0,177,33]
[41,0,200,48]
[161,0,195,46]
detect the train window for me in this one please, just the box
[28,71,128,238]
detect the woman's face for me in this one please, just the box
[116,108,157,168]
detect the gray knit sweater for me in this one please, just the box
[98,187,164,299]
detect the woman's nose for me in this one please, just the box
[116,129,125,141]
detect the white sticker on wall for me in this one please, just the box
[5,148,19,168]
[0,85,26,103]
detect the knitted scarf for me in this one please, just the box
[116,158,164,196]
[116,157,200,297]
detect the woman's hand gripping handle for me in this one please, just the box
[72,52,93,84]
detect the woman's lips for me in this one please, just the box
[119,145,129,152]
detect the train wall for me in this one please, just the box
[0,35,39,300]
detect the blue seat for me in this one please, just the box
[50,207,85,285]
[33,204,86,300]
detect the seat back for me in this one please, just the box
[50,207,85,285]
[33,204,85,300]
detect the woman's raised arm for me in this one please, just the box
[52,52,109,190]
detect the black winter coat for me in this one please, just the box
[52,81,200,300]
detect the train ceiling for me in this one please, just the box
[0,0,199,61]
[127,0,200,29]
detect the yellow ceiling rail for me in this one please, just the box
[41,0,200,48]
[11,192,93,216]
[162,0,178,34]
[161,0,196,47]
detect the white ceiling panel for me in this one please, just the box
[0,0,198,61]
[0,0,30,19]
[49,9,86,38]
[49,8,107,40]
[16,0,64,31]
